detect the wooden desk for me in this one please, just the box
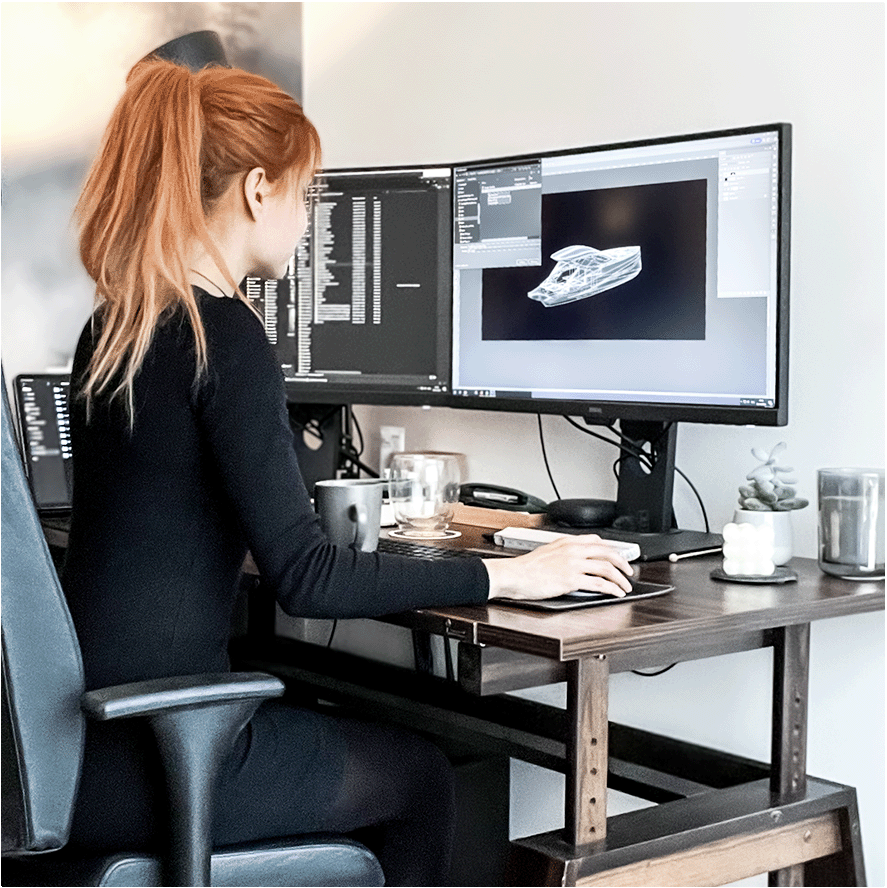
[45,521,884,886]
[375,526,884,886]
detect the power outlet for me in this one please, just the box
[379,426,406,476]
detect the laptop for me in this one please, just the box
[13,374,73,525]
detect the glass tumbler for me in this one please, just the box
[817,468,885,579]
[389,452,462,539]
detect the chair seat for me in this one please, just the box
[2,836,385,887]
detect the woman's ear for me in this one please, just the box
[242,167,270,221]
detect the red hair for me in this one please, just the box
[75,57,321,417]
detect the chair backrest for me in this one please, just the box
[1,368,86,855]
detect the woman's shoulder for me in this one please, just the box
[195,288,263,333]
[194,289,270,351]
[192,289,277,376]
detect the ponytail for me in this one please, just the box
[75,57,321,420]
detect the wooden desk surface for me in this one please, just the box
[391,524,885,662]
[43,518,884,664]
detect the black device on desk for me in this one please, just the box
[13,373,72,519]
[498,581,674,611]
[459,482,548,513]
[553,520,724,563]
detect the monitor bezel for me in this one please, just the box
[447,122,791,427]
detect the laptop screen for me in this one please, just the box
[13,374,72,513]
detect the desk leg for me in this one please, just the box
[565,654,610,847]
[769,623,867,887]
[769,623,810,887]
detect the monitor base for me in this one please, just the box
[597,527,723,563]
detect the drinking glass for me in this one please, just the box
[389,453,462,539]
[817,468,885,579]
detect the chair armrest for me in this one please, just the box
[81,672,284,721]
[81,671,286,885]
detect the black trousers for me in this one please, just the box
[70,700,457,886]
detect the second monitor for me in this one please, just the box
[246,165,453,407]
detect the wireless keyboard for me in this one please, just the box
[377,537,481,560]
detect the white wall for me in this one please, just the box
[302,3,885,883]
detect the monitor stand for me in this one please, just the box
[287,403,344,493]
[590,419,722,562]
[597,526,723,563]
[287,404,381,493]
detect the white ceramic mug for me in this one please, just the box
[314,479,384,552]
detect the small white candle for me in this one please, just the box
[722,522,776,576]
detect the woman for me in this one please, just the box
[62,56,633,885]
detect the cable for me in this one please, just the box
[339,445,379,479]
[612,421,709,530]
[444,638,455,682]
[564,415,656,471]
[326,619,338,648]
[349,407,365,457]
[288,411,331,445]
[562,416,711,532]
[674,466,710,533]
[536,414,562,500]
[288,405,350,468]
[339,408,380,479]
[631,663,677,677]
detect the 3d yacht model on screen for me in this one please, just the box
[528,245,642,307]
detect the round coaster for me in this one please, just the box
[388,529,462,541]
[710,566,799,584]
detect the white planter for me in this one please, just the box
[732,509,793,565]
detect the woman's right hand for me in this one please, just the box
[482,534,634,601]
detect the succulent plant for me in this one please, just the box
[738,442,809,511]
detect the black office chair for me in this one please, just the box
[0,370,384,887]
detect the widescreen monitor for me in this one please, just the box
[449,123,790,550]
[450,123,791,428]
[246,165,453,407]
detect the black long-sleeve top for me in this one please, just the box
[62,290,488,691]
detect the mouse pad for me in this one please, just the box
[498,580,674,611]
